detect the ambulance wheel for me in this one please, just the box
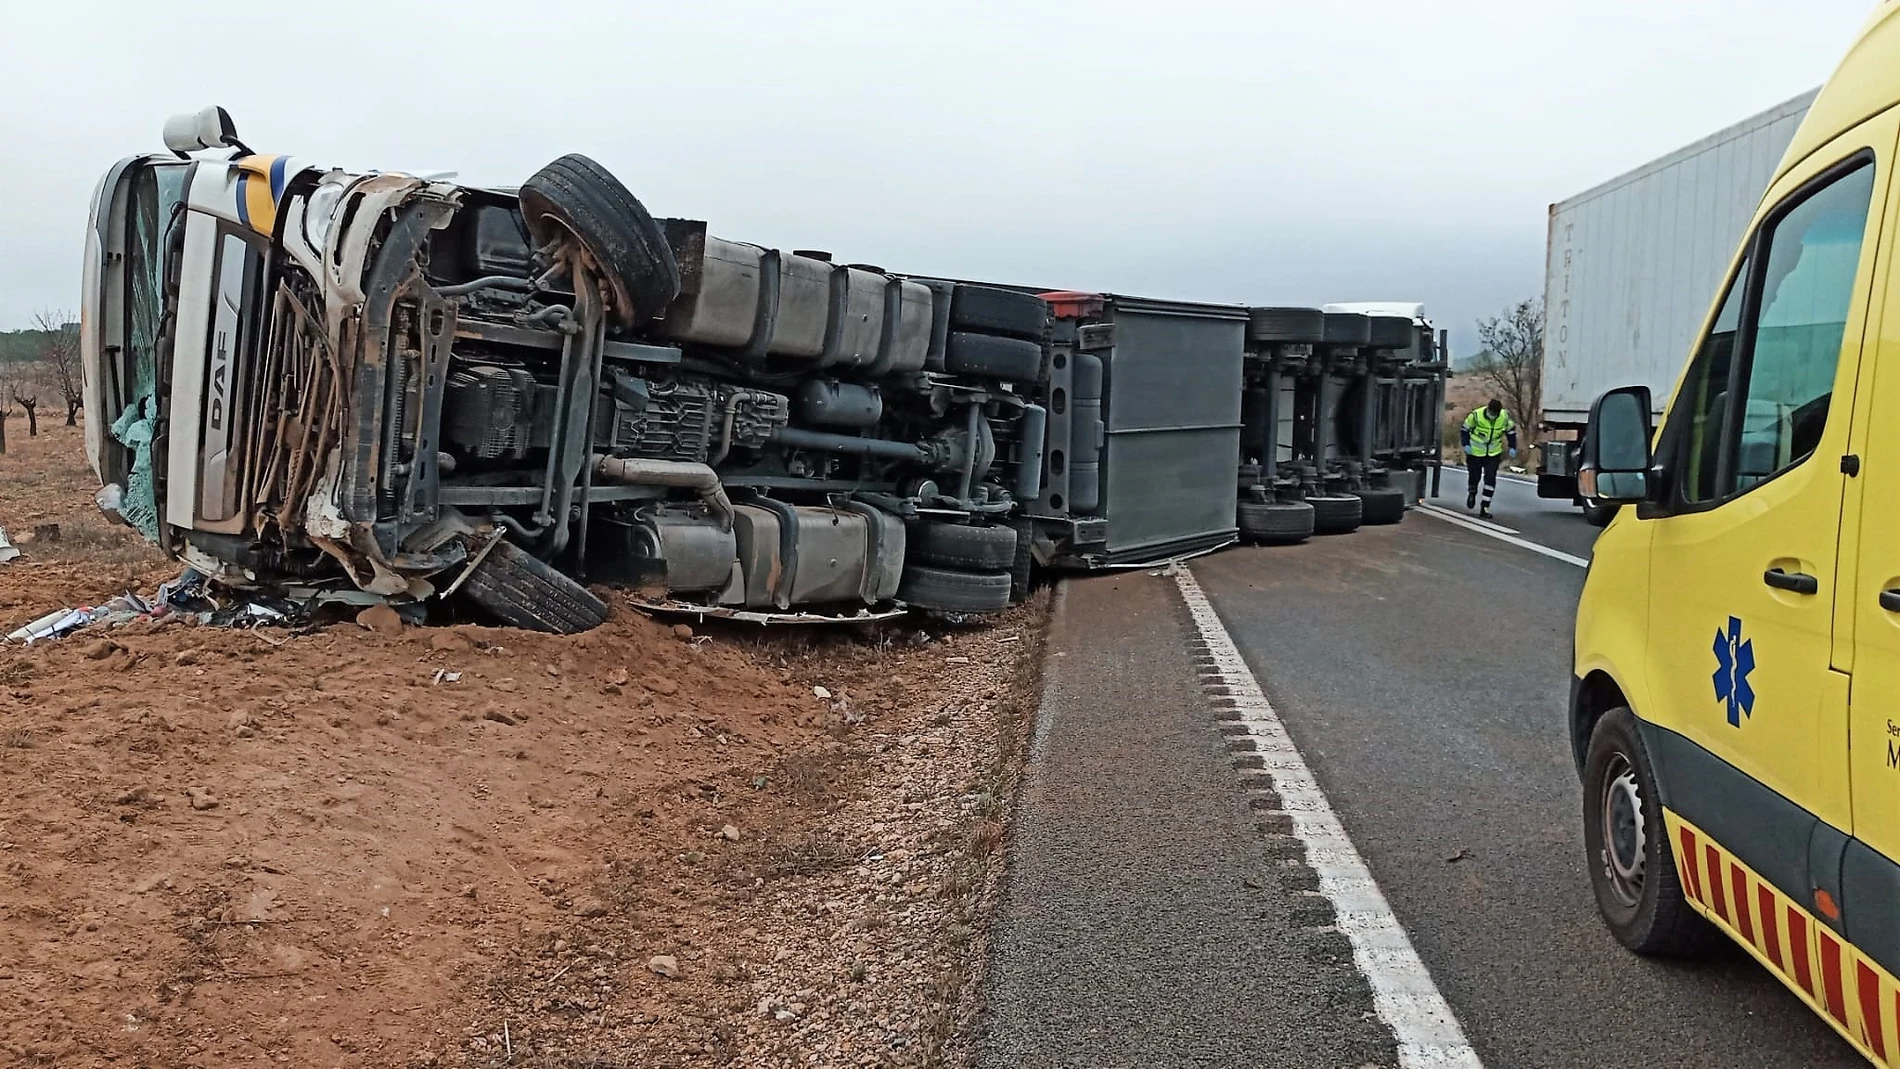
[1582,707,1717,956]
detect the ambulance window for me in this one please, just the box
[1733,161,1876,490]
[1677,266,1747,505]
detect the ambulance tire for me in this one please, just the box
[1583,707,1719,956]
[519,154,681,328]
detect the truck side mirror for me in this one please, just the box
[163,106,248,158]
[1579,385,1653,503]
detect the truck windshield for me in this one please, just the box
[113,162,189,541]
[126,164,188,396]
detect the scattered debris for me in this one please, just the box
[813,685,832,700]
[719,824,741,842]
[647,955,681,979]
[0,527,18,565]
[431,668,464,686]
[1445,848,1474,864]
[185,787,220,812]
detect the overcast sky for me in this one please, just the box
[0,0,1877,354]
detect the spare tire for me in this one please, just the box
[1322,312,1372,348]
[1368,315,1415,350]
[1238,501,1316,545]
[519,154,680,328]
[1308,494,1364,536]
[945,331,1044,381]
[910,522,1018,571]
[1356,488,1407,525]
[949,285,1049,341]
[898,565,1013,613]
[1248,307,1326,345]
[459,539,610,634]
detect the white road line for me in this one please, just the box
[1174,569,1483,1069]
[1415,502,1520,536]
[1414,506,1589,569]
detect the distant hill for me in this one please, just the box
[0,325,77,365]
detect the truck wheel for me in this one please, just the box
[910,522,1018,571]
[1583,707,1717,956]
[519,154,681,328]
[898,565,1013,613]
[1007,518,1037,602]
[949,285,1049,341]
[1248,307,1325,345]
[1308,494,1364,535]
[1583,502,1620,528]
[945,331,1044,381]
[458,539,611,634]
[1322,312,1372,348]
[1237,501,1315,544]
[1356,488,1407,526]
[1367,315,1415,350]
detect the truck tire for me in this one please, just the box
[910,522,1018,572]
[1583,707,1718,956]
[1322,312,1372,348]
[898,565,1013,613]
[949,285,1048,341]
[1367,315,1415,350]
[1007,518,1037,602]
[1248,307,1326,345]
[945,331,1044,381]
[519,154,681,328]
[1308,494,1364,535]
[459,539,611,634]
[1584,502,1620,528]
[1237,501,1315,544]
[1356,488,1407,525]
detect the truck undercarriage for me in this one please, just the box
[81,109,1447,633]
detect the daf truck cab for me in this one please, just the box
[80,109,1053,631]
[1573,4,1900,1064]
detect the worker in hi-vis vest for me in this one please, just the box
[1461,398,1518,519]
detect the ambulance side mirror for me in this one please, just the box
[1580,386,1653,504]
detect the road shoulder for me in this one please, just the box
[976,571,1394,1069]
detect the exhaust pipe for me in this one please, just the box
[591,456,735,530]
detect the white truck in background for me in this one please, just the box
[1536,90,1817,519]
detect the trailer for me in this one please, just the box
[1535,89,1817,514]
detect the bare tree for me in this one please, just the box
[31,310,82,426]
[11,386,37,439]
[1472,299,1544,443]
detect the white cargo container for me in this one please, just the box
[1536,89,1818,507]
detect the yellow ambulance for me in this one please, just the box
[1575,3,1900,1063]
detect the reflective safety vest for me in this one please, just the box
[1463,407,1516,458]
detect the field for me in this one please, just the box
[0,419,1044,1068]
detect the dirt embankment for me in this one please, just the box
[0,418,1047,1069]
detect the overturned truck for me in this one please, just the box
[79,108,1445,633]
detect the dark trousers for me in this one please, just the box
[1467,454,1502,508]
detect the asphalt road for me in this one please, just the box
[982,479,1863,1067]
[1191,491,1862,1067]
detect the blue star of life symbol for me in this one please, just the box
[1712,616,1757,727]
